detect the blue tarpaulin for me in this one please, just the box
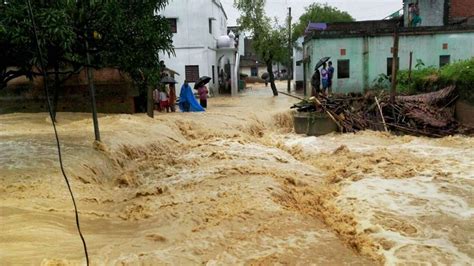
[304,22,327,34]
[178,84,205,112]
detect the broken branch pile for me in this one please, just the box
[291,86,470,137]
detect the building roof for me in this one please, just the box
[239,56,267,67]
[304,19,474,43]
[213,0,228,20]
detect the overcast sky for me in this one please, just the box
[220,0,403,26]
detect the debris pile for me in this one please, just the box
[291,86,470,137]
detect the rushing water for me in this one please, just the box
[1,84,472,265]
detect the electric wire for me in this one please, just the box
[26,1,90,265]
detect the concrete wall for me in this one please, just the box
[240,66,267,77]
[293,37,304,83]
[455,100,474,127]
[306,37,365,94]
[404,0,446,26]
[367,33,474,84]
[304,31,474,94]
[159,0,227,94]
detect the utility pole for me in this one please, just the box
[390,22,399,103]
[408,51,413,81]
[287,7,292,93]
[85,31,101,142]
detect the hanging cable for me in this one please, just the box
[26,1,90,265]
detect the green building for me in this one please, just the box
[302,0,474,95]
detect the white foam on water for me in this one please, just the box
[338,173,473,264]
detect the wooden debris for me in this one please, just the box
[291,86,469,137]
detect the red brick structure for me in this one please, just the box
[449,0,474,18]
[1,68,137,114]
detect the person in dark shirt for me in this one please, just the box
[311,68,321,96]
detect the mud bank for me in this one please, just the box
[1,87,472,265]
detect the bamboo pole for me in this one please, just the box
[375,96,388,132]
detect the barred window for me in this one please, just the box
[185,65,200,82]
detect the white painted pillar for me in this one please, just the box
[230,62,237,96]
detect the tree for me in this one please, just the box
[292,3,354,41]
[0,0,174,118]
[234,0,287,96]
[92,1,174,117]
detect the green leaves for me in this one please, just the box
[234,0,286,63]
[1,0,174,91]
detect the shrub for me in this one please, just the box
[439,58,474,103]
[395,58,474,104]
[397,66,439,94]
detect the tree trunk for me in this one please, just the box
[52,63,60,122]
[266,60,278,96]
[147,82,154,118]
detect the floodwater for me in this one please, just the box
[1,84,473,265]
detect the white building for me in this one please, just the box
[293,37,304,91]
[159,0,239,95]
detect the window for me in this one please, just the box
[212,65,215,83]
[340,49,346,56]
[442,43,448,50]
[337,60,350,79]
[251,67,258,77]
[387,57,400,77]
[185,65,200,82]
[167,18,177,33]
[440,55,450,67]
[209,19,213,34]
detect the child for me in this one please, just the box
[159,89,170,113]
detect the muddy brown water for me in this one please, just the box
[1,84,473,265]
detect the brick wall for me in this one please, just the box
[450,0,474,18]
[1,68,137,114]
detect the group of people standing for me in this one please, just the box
[311,61,334,96]
[153,83,176,113]
[154,79,208,113]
